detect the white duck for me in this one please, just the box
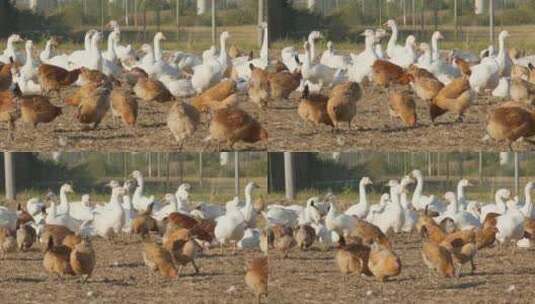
[344,177,373,218]
[0,34,24,64]
[325,202,357,237]
[518,182,535,218]
[435,192,481,230]
[191,32,231,94]
[348,29,378,83]
[410,169,446,213]
[496,199,525,245]
[131,170,160,213]
[480,189,511,223]
[68,29,96,68]
[94,185,126,240]
[373,179,405,234]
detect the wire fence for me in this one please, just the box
[268,152,535,202]
[0,152,267,200]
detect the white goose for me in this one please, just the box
[240,182,259,228]
[301,41,343,90]
[214,205,247,253]
[384,19,404,60]
[232,22,270,81]
[456,178,475,211]
[496,199,525,245]
[101,30,121,76]
[171,51,202,71]
[435,192,481,230]
[68,29,97,68]
[399,177,418,233]
[480,189,511,223]
[121,180,137,233]
[495,30,512,77]
[69,194,94,222]
[94,185,126,240]
[192,201,226,220]
[152,32,180,80]
[238,228,261,249]
[159,74,195,98]
[320,41,351,70]
[41,38,70,70]
[85,31,103,71]
[410,169,446,213]
[11,66,42,95]
[131,170,160,213]
[389,35,417,69]
[107,20,136,62]
[20,40,38,81]
[348,29,378,83]
[191,31,231,94]
[297,197,321,225]
[26,197,45,217]
[39,38,56,62]
[344,177,373,218]
[45,184,74,215]
[366,193,390,223]
[518,182,535,218]
[325,202,356,237]
[373,179,406,234]
[0,34,24,64]
[281,31,321,73]
[262,205,299,227]
[154,184,192,221]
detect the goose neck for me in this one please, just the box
[498,35,506,56]
[154,36,162,61]
[219,35,228,62]
[59,189,68,207]
[431,37,440,61]
[387,24,399,52]
[84,32,93,51]
[523,185,533,212]
[359,182,368,206]
[308,37,316,62]
[260,26,269,60]
[412,176,423,203]
[25,46,33,66]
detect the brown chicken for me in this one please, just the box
[453,57,472,77]
[295,224,316,250]
[350,219,392,249]
[431,76,473,123]
[167,101,200,150]
[16,223,36,252]
[510,76,535,105]
[272,225,296,258]
[43,236,74,277]
[133,76,172,103]
[64,81,101,106]
[297,85,333,129]
[372,60,411,88]
[421,241,456,278]
[248,64,270,108]
[40,224,76,249]
[440,229,477,275]
[70,237,96,283]
[367,242,402,282]
[10,83,62,128]
[0,88,21,140]
[142,240,178,279]
[327,82,361,130]
[0,227,16,259]
[486,106,535,149]
[0,58,20,90]
[389,90,417,127]
[163,228,200,276]
[192,79,237,112]
[110,85,138,127]
[268,70,302,102]
[76,84,110,129]
[37,64,81,95]
[407,67,444,102]
[245,256,268,304]
[335,236,372,278]
[207,107,268,150]
[475,226,498,250]
[132,203,159,239]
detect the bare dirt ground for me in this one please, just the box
[268,233,535,304]
[0,88,267,152]
[0,237,265,304]
[266,87,535,152]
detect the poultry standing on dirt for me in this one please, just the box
[439,229,477,275]
[64,81,101,106]
[248,64,271,108]
[0,227,16,259]
[207,107,268,150]
[407,67,444,102]
[297,85,333,128]
[0,59,19,90]
[110,85,138,127]
[245,256,268,304]
[70,237,96,283]
[76,83,111,130]
[43,236,74,277]
[335,237,372,277]
[367,242,402,282]
[167,101,200,149]
[272,225,296,258]
[431,76,473,123]
[0,87,21,140]
[486,105,535,149]
[268,69,302,102]
[372,60,411,88]
[16,224,36,252]
[350,219,392,249]
[388,90,417,127]
[421,241,456,278]
[40,224,76,249]
[10,83,62,128]
[327,81,361,130]
[37,64,81,95]
[134,75,172,103]
[192,79,237,112]
[142,239,178,279]
[295,224,316,250]
[510,76,535,105]
[163,228,200,276]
